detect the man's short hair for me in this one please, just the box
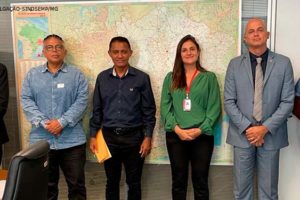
[109,36,131,50]
[43,34,64,42]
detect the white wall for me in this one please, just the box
[276,0,300,199]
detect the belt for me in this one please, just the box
[103,126,142,135]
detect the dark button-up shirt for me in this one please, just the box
[250,49,269,85]
[89,66,156,138]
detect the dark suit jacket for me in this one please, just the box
[0,63,9,144]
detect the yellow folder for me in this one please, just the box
[95,129,112,163]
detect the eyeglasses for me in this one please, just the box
[44,45,64,52]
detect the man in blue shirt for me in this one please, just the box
[21,34,88,200]
[89,36,156,200]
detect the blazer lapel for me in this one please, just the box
[242,52,254,88]
[264,51,275,85]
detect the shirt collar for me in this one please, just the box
[42,62,68,73]
[110,66,135,77]
[249,49,269,63]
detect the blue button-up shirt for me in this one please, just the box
[89,66,156,138]
[21,63,88,149]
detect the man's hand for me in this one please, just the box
[246,125,268,145]
[254,138,265,147]
[139,137,152,158]
[89,137,97,153]
[45,119,63,136]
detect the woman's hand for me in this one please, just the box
[187,128,202,139]
[174,125,201,141]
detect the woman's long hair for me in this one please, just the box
[172,35,206,90]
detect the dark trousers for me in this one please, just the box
[166,132,214,200]
[102,127,144,200]
[47,143,87,200]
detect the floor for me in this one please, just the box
[58,162,236,200]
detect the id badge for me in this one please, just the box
[57,83,64,88]
[183,98,191,112]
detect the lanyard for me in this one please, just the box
[185,69,198,96]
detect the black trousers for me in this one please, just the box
[166,132,214,200]
[102,127,144,200]
[47,143,87,200]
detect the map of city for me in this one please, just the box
[12,0,240,164]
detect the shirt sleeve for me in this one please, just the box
[58,71,89,128]
[160,73,177,132]
[89,75,103,138]
[141,74,156,137]
[199,72,221,135]
[21,71,49,127]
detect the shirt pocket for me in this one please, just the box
[124,86,140,102]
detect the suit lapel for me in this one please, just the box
[243,52,254,88]
[264,51,275,85]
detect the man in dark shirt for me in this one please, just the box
[89,36,156,200]
[0,63,9,165]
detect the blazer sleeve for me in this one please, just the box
[224,60,252,134]
[263,59,295,134]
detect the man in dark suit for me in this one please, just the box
[0,63,9,165]
[224,18,294,200]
